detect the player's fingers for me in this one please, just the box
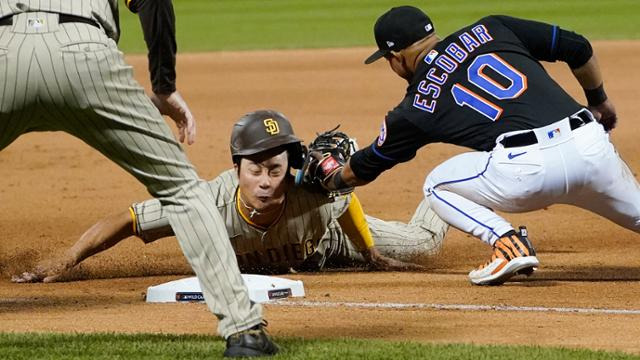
[372,257,401,271]
[601,115,617,132]
[43,274,61,283]
[177,122,186,143]
[153,92,194,144]
[389,259,424,271]
[18,272,35,282]
[10,274,25,283]
[405,263,425,271]
[11,272,40,283]
[170,100,196,144]
[185,111,196,145]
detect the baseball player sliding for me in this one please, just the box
[303,6,639,287]
[12,110,448,283]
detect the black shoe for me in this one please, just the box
[223,321,279,358]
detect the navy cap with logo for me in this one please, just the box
[364,6,435,64]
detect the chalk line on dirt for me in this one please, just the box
[271,300,640,315]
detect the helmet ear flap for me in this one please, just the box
[288,143,306,170]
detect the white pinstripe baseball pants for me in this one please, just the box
[0,12,260,338]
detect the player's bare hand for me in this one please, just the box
[11,260,72,283]
[362,247,424,272]
[151,91,196,145]
[11,265,52,283]
[588,99,617,132]
[11,267,46,283]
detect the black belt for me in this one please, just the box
[500,109,594,148]
[0,13,99,28]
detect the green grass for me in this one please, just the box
[117,0,640,53]
[0,333,638,360]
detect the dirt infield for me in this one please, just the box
[1,42,640,354]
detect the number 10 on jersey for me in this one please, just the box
[452,53,527,121]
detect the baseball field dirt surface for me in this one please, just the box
[1,41,640,357]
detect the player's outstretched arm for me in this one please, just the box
[11,210,135,283]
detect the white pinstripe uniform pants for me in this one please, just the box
[0,12,260,338]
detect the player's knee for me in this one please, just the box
[631,217,640,233]
[423,169,442,197]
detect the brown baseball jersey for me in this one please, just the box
[132,170,448,272]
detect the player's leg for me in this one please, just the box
[424,152,515,245]
[572,165,640,233]
[365,198,448,261]
[0,109,36,151]
[33,26,263,338]
[566,123,640,232]
[0,28,36,151]
[424,151,540,285]
[318,198,448,266]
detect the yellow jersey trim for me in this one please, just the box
[337,193,375,250]
[128,206,138,235]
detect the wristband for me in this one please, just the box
[584,83,607,106]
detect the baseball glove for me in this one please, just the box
[295,126,358,199]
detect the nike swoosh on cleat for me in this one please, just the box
[507,151,527,160]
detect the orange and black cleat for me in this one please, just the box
[468,226,539,286]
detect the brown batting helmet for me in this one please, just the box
[230,110,305,169]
